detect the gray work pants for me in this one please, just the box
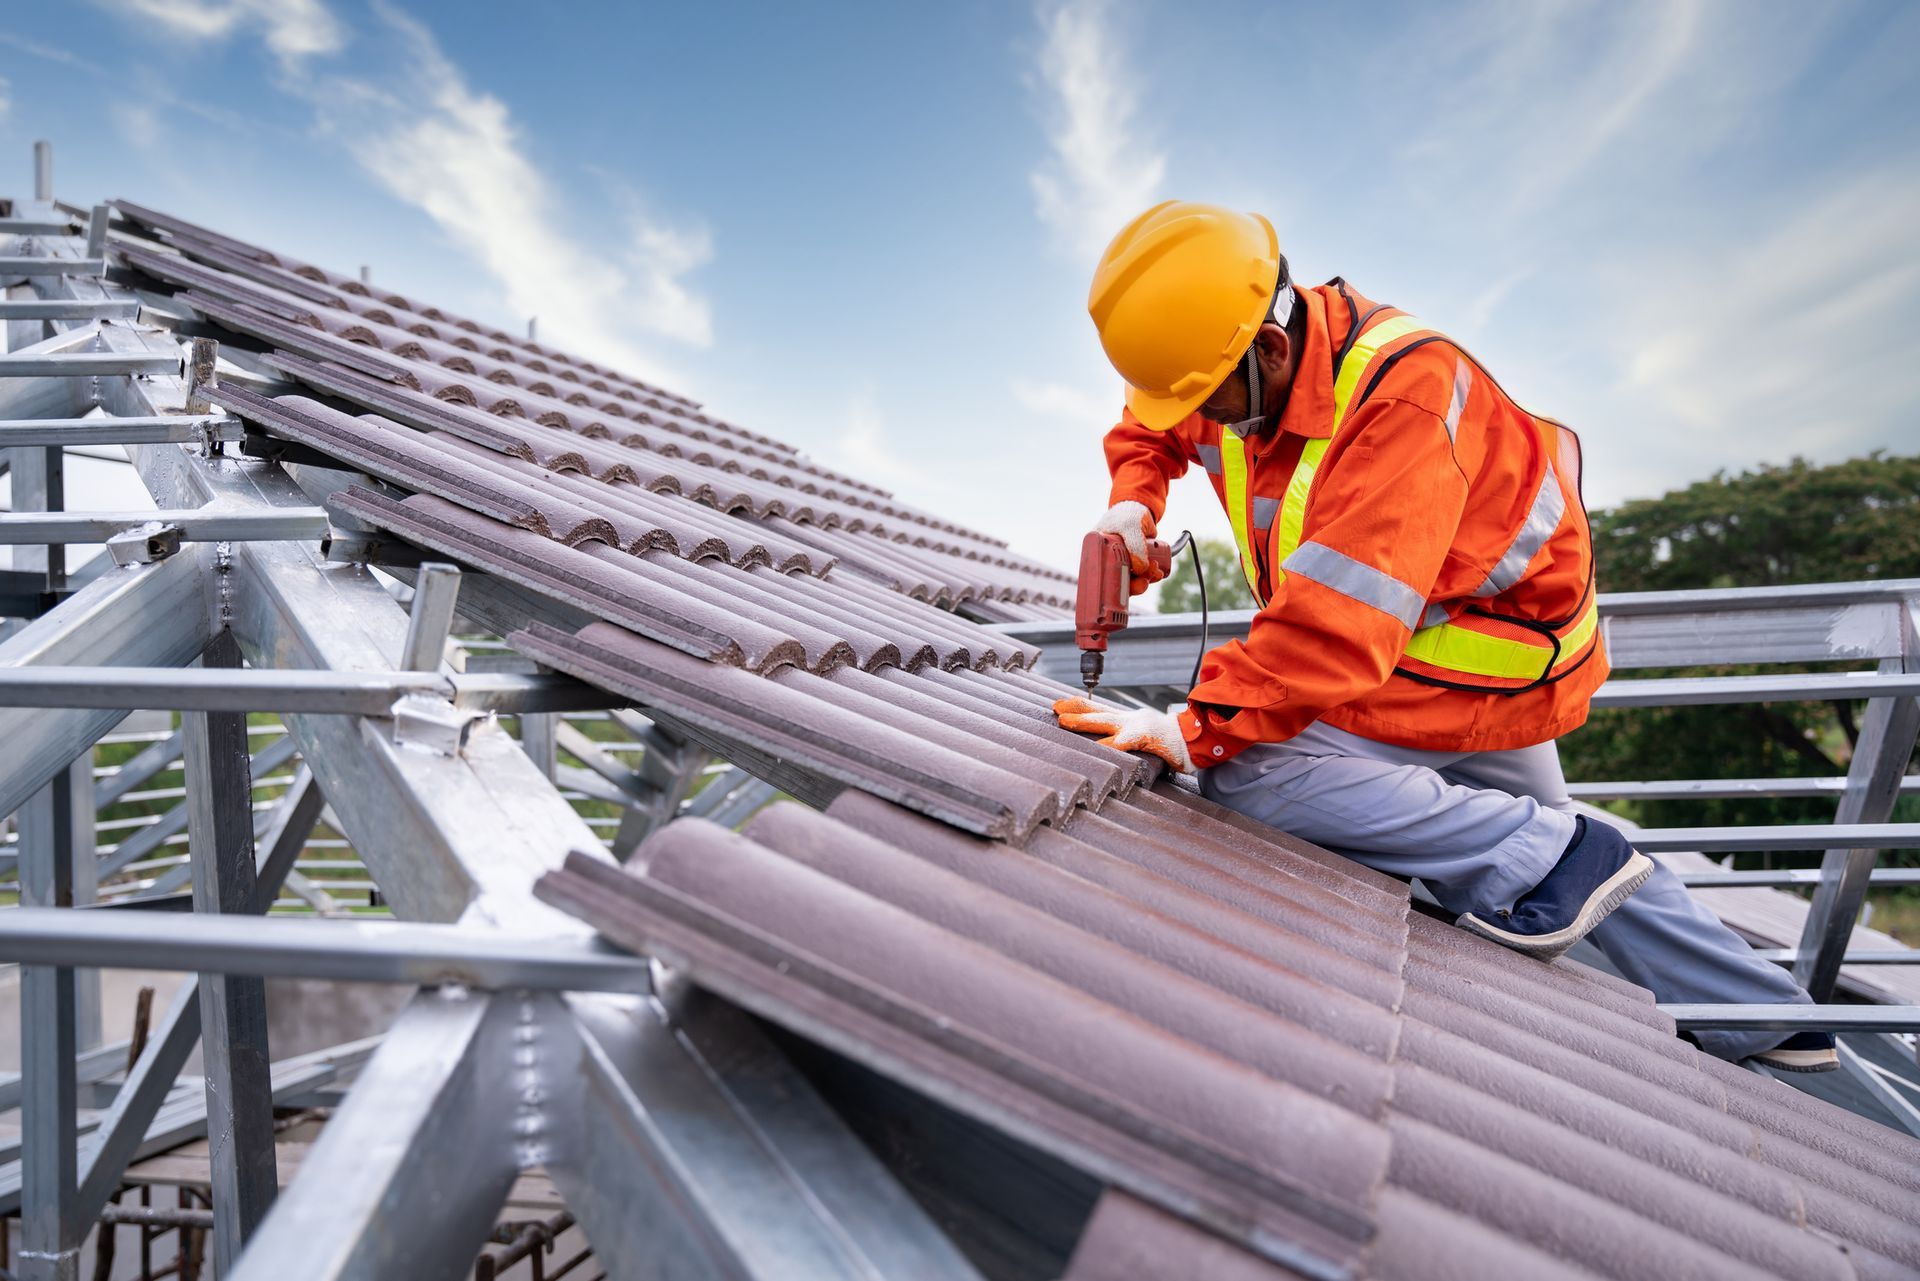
[1198,719,1811,1061]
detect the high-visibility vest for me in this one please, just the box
[1218,309,1600,694]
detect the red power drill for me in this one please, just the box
[1074,529,1180,691]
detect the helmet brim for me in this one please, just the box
[1125,380,1216,433]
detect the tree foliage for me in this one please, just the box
[1590,452,1920,591]
[1156,538,1255,614]
[1565,452,1920,834]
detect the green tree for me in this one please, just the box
[1156,538,1255,613]
[1562,453,1920,842]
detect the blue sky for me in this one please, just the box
[3,0,1917,570]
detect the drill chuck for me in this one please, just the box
[1080,649,1104,691]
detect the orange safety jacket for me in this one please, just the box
[1104,280,1609,762]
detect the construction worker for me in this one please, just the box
[1052,201,1833,1073]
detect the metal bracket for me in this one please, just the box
[184,336,219,423]
[320,530,428,569]
[105,520,183,567]
[391,693,484,756]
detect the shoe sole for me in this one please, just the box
[1751,1049,1840,1074]
[1455,852,1654,963]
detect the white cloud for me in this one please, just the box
[821,391,925,494]
[1613,167,1920,472]
[91,0,716,382]
[110,100,163,149]
[1028,0,1165,259]
[100,0,346,66]
[1012,378,1116,427]
[313,7,713,375]
[0,77,10,122]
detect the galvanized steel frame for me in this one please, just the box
[0,166,967,1279]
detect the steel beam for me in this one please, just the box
[1570,775,1920,801]
[1680,868,1920,889]
[17,763,81,1280]
[0,666,612,714]
[0,258,106,279]
[0,300,139,321]
[399,562,461,672]
[551,994,985,1280]
[0,219,81,236]
[0,909,652,991]
[0,350,177,377]
[0,547,215,818]
[71,763,323,1229]
[226,990,524,1281]
[1796,651,1920,1000]
[1660,1004,1920,1031]
[1834,1040,1920,1138]
[0,507,325,545]
[9,442,67,597]
[183,631,277,1267]
[0,416,243,447]
[1750,949,1919,965]
[1631,823,1920,853]
[1593,670,1920,708]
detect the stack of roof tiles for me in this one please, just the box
[109,201,1075,622]
[109,204,1920,1280]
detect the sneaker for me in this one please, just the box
[1749,1032,1839,1074]
[1456,816,1653,963]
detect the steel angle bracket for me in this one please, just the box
[391,692,486,756]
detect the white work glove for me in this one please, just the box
[1052,697,1194,773]
[1096,500,1158,596]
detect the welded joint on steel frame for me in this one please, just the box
[105,520,183,567]
[391,692,486,756]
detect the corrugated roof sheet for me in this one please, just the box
[108,201,1920,1279]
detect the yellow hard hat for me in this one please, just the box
[1087,201,1282,432]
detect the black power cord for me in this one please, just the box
[1165,531,1209,694]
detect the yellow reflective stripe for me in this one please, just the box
[1217,427,1263,604]
[1403,596,1600,681]
[1330,314,1427,429]
[1270,314,1429,594]
[1269,437,1329,593]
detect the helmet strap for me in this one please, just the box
[1223,343,1272,439]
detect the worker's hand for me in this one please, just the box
[1095,500,1159,596]
[1052,697,1194,773]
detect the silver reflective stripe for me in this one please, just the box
[1196,443,1222,475]
[1472,462,1566,598]
[1252,495,1280,529]
[1284,541,1425,629]
[1444,359,1472,442]
[1419,602,1451,628]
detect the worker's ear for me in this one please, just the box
[1253,322,1292,380]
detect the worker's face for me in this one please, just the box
[1199,323,1295,424]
